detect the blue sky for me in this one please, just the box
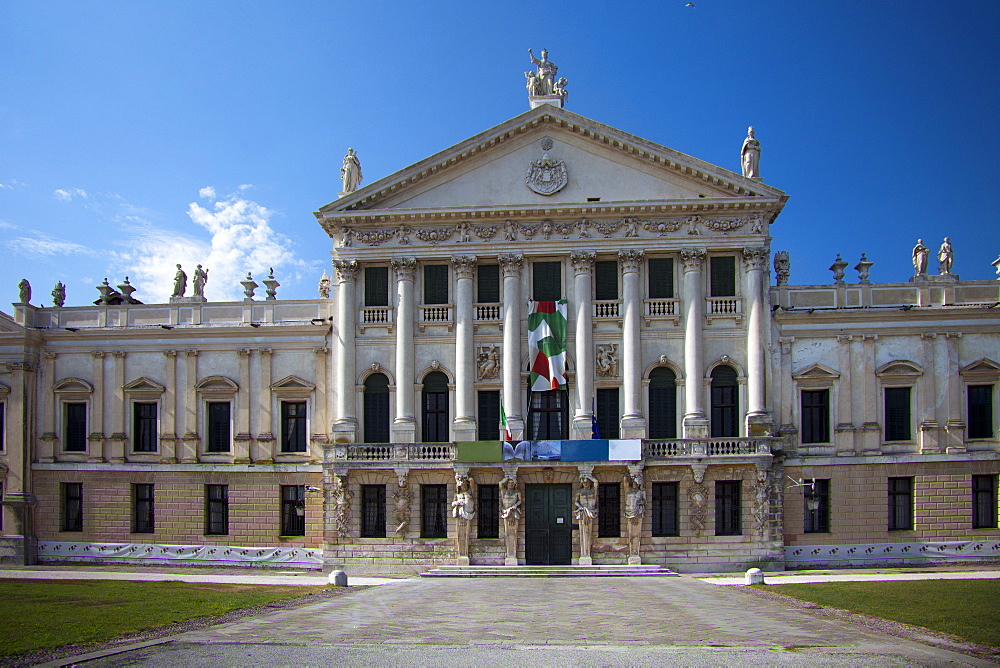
[2,1,999,305]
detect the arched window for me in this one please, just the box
[363,373,390,443]
[648,367,677,439]
[422,372,449,443]
[710,366,739,437]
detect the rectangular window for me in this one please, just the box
[801,390,830,444]
[973,475,997,529]
[477,264,500,303]
[206,402,231,453]
[133,402,158,452]
[648,258,674,299]
[477,484,500,539]
[0,402,4,451]
[710,256,736,297]
[715,480,741,536]
[885,387,912,441]
[62,482,83,532]
[132,483,154,533]
[598,482,621,538]
[596,388,620,440]
[423,265,448,304]
[360,484,386,538]
[594,260,618,301]
[527,389,568,440]
[364,266,389,307]
[804,479,830,533]
[64,403,88,452]
[651,482,679,536]
[968,385,994,439]
[281,485,306,536]
[477,390,501,441]
[205,484,229,535]
[281,401,307,453]
[421,484,448,538]
[532,261,561,301]
[888,477,913,531]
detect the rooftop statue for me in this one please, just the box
[341,148,362,194]
[18,278,31,304]
[172,264,187,297]
[51,281,66,307]
[741,126,761,178]
[938,237,954,274]
[528,49,558,96]
[912,239,929,276]
[192,264,209,298]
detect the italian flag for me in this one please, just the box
[500,396,513,441]
[528,300,568,391]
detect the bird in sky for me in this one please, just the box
[685,2,695,6]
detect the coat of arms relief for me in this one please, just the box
[525,153,568,195]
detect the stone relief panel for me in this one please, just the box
[477,344,501,380]
[596,344,619,377]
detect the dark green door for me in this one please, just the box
[524,484,573,565]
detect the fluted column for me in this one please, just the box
[680,249,708,438]
[571,251,595,439]
[332,260,359,441]
[743,247,770,434]
[499,254,524,438]
[452,256,478,441]
[391,257,417,443]
[620,250,645,438]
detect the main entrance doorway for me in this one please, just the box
[524,484,573,565]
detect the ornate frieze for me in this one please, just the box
[415,226,456,244]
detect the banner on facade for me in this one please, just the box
[527,299,568,391]
[456,439,641,462]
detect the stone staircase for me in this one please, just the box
[421,564,679,578]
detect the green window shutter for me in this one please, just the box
[424,265,448,304]
[477,264,500,303]
[594,261,618,301]
[710,256,736,297]
[648,258,674,299]
[532,261,561,301]
[477,390,501,441]
[365,266,389,306]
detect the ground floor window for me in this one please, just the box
[803,479,830,533]
[888,477,913,531]
[360,484,386,538]
[421,484,448,538]
[973,475,997,529]
[132,483,154,533]
[651,482,678,536]
[62,482,83,532]
[598,482,621,537]
[205,484,229,535]
[281,485,306,536]
[477,484,499,539]
[715,480,741,535]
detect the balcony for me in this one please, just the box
[644,298,680,326]
[360,306,392,332]
[593,300,621,318]
[419,304,452,331]
[474,302,501,322]
[706,297,742,323]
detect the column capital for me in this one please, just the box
[618,249,644,273]
[332,260,360,283]
[570,251,596,275]
[91,351,106,359]
[391,257,417,282]
[679,248,706,272]
[111,350,126,359]
[742,246,769,272]
[498,253,523,278]
[451,255,478,279]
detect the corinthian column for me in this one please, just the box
[452,256,478,441]
[680,248,708,438]
[391,257,417,443]
[742,246,771,434]
[570,251,595,439]
[499,254,524,439]
[620,250,645,437]
[332,260,359,442]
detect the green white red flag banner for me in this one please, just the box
[528,299,568,391]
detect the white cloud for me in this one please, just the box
[198,186,216,200]
[0,179,27,190]
[53,188,88,201]
[6,233,101,259]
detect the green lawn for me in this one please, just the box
[0,579,330,657]
[758,579,1000,648]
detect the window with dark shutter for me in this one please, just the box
[64,403,87,452]
[422,372,449,443]
[648,367,677,439]
[532,261,561,301]
[133,403,158,452]
[206,402,231,452]
[715,480,741,535]
[477,264,500,303]
[133,483,154,533]
[596,388,620,439]
[281,401,307,452]
[710,256,736,297]
[363,374,390,443]
[651,482,678,536]
[205,484,229,535]
[361,484,386,538]
[972,475,997,529]
[364,266,389,307]
[710,366,739,438]
[968,385,994,439]
[421,484,448,538]
[281,485,306,536]
[423,265,448,305]
[885,387,911,441]
[648,258,674,299]
[594,261,618,301]
[477,484,500,539]
[527,389,568,440]
[477,390,501,441]
[62,482,83,532]
[804,479,830,533]
[888,477,913,530]
[598,482,621,538]
[801,390,830,444]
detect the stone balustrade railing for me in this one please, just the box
[474,303,501,321]
[593,300,621,318]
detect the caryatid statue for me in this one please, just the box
[741,126,761,178]
[452,474,476,565]
[528,49,559,96]
[341,148,363,194]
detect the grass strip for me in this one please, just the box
[0,579,329,656]
[757,579,1000,648]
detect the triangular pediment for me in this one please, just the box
[53,378,94,394]
[317,105,785,228]
[122,377,165,393]
[0,382,9,396]
[792,363,840,380]
[271,375,315,392]
[0,311,24,333]
[960,358,1000,378]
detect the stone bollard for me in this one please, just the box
[745,568,765,585]
[328,570,348,587]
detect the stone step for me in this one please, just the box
[421,564,680,578]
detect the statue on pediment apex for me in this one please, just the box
[741,126,761,179]
[528,48,558,95]
[341,148,362,194]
